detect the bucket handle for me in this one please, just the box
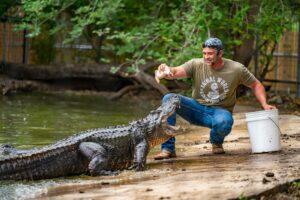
[268,117,282,135]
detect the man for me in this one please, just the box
[154,37,276,160]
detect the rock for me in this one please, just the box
[266,172,275,177]
[263,177,272,184]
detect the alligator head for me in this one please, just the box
[140,95,183,147]
[159,95,183,136]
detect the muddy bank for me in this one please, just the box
[28,104,300,200]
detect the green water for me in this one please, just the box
[0,92,154,148]
[0,92,156,199]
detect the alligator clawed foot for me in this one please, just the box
[129,163,145,171]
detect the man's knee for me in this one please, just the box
[213,113,233,136]
[162,93,177,103]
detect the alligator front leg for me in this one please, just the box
[79,142,118,176]
[129,139,149,171]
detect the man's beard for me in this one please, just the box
[205,59,216,66]
[210,57,219,66]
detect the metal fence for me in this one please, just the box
[0,22,29,65]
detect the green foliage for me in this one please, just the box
[293,180,300,188]
[30,30,56,64]
[11,0,300,76]
[238,193,249,200]
[110,66,120,74]
[65,0,123,44]
[0,0,20,17]
[254,0,295,79]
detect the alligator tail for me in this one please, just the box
[0,144,84,180]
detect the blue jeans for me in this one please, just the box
[161,93,234,153]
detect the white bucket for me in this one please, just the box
[245,109,281,153]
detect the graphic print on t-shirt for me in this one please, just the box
[200,76,229,103]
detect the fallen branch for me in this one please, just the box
[108,85,143,100]
[134,71,169,95]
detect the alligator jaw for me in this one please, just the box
[161,111,184,137]
[160,95,182,136]
[162,122,185,136]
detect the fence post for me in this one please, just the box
[22,29,29,64]
[1,22,6,66]
[296,18,300,97]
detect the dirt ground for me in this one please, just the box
[31,101,300,200]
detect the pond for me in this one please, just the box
[0,92,157,199]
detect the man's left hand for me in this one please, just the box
[262,104,276,110]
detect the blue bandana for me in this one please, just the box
[202,38,223,51]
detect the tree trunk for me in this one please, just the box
[232,0,260,67]
[233,38,255,67]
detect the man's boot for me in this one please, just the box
[212,144,225,154]
[153,149,176,160]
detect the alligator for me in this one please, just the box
[0,95,181,180]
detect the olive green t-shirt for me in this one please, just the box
[182,58,257,112]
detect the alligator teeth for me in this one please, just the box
[162,124,185,136]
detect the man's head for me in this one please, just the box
[202,37,223,67]
[202,37,223,52]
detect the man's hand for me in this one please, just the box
[155,64,173,83]
[262,103,276,110]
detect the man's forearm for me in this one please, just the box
[253,83,268,107]
[251,80,276,110]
